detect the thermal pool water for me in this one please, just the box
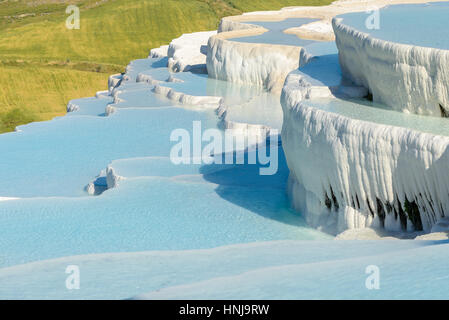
[3,7,449,299]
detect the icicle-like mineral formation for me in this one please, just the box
[282,41,449,234]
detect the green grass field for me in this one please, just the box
[0,0,332,133]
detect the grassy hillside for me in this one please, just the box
[227,0,334,11]
[0,0,332,133]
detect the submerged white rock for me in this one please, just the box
[152,84,223,108]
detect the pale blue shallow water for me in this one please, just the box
[0,106,217,197]
[111,83,173,109]
[337,2,449,50]
[1,240,444,300]
[2,16,449,299]
[297,37,449,136]
[305,97,449,137]
[0,165,330,268]
[156,71,265,104]
[0,55,330,271]
[230,18,317,46]
[66,95,112,116]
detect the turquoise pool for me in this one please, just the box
[230,18,317,46]
[336,2,449,50]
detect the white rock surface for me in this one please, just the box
[108,73,122,92]
[153,84,222,108]
[285,20,335,41]
[207,35,301,92]
[149,45,169,58]
[430,217,449,233]
[335,228,401,240]
[0,197,19,202]
[283,98,449,234]
[415,232,449,240]
[299,21,333,33]
[333,17,449,117]
[167,31,216,73]
[218,19,260,33]
[281,42,449,235]
[66,101,80,113]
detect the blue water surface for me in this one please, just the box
[0,55,330,269]
[230,18,317,46]
[337,2,449,50]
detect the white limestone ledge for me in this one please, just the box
[149,31,216,74]
[207,31,302,93]
[333,17,449,117]
[208,0,438,92]
[281,46,449,235]
[152,84,223,109]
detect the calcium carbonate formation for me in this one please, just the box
[280,1,449,234]
[20,0,449,238]
[333,18,449,117]
[145,0,449,236]
[207,34,301,93]
[7,0,449,301]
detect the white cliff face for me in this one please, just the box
[218,19,260,33]
[149,45,169,58]
[166,31,216,73]
[283,96,449,234]
[93,2,449,237]
[207,35,301,92]
[281,42,449,235]
[210,0,446,94]
[333,17,449,117]
[148,31,216,73]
